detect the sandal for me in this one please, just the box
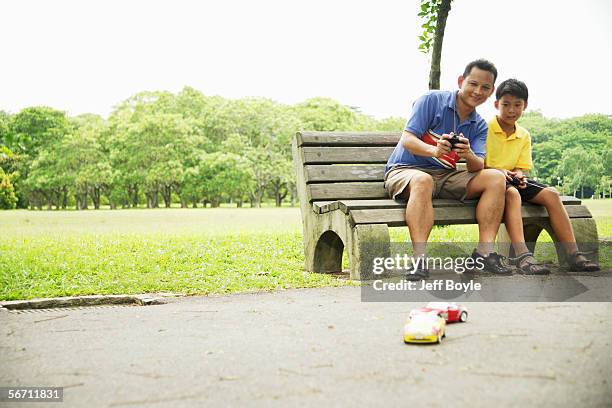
[566,251,600,272]
[510,252,550,275]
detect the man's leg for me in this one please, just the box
[403,172,434,258]
[465,169,507,255]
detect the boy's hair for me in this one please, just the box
[463,59,498,83]
[495,78,529,101]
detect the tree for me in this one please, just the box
[0,167,17,209]
[558,147,603,198]
[0,111,11,147]
[418,0,453,90]
[294,97,358,131]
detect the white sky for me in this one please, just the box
[1,0,610,120]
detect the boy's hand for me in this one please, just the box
[513,170,528,189]
[502,169,528,189]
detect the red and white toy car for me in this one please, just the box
[409,302,468,323]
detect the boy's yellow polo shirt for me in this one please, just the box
[485,117,533,171]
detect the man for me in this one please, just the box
[385,59,511,280]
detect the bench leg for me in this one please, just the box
[350,224,390,281]
[303,228,345,274]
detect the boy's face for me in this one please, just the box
[494,94,528,126]
[457,67,495,110]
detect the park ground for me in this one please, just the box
[1,288,611,407]
[0,199,610,301]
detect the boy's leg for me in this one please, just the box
[528,187,578,253]
[528,187,598,270]
[504,187,550,274]
[503,187,530,255]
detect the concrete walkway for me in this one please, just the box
[2,285,611,407]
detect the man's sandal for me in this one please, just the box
[510,252,550,275]
[566,251,600,272]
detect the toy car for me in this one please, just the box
[409,302,468,323]
[403,312,446,344]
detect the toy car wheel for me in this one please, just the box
[459,311,468,322]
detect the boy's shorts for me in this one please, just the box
[384,166,479,201]
[507,178,548,202]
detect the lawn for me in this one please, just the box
[0,200,610,300]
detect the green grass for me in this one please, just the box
[0,200,610,301]
[0,209,346,301]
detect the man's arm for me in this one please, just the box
[402,130,452,158]
[461,147,484,172]
[405,130,484,172]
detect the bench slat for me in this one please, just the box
[335,196,581,213]
[301,147,395,164]
[312,201,339,214]
[337,199,477,213]
[308,182,387,201]
[349,204,592,227]
[297,131,400,147]
[305,165,386,183]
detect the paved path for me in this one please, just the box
[2,286,611,407]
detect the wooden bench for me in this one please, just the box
[292,131,599,280]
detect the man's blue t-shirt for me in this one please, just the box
[385,90,487,174]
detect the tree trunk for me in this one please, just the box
[62,187,68,209]
[55,190,61,210]
[92,187,101,209]
[428,0,452,90]
[132,186,139,208]
[162,185,172,208]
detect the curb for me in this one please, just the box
[0,294,170,311]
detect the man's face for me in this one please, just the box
[494,94,527,126]
[457,67,495,109]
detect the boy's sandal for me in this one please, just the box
[510,252,550,275]
[567,251,600,272]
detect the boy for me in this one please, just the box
[485,78,599,273]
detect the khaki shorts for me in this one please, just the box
[384,166,480,201]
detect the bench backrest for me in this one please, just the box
[293,131,400,203]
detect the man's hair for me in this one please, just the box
[463,59,498,83]
[495,78,529,101]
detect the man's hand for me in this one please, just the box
[446,133,472,159]
[434,135,453,158]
